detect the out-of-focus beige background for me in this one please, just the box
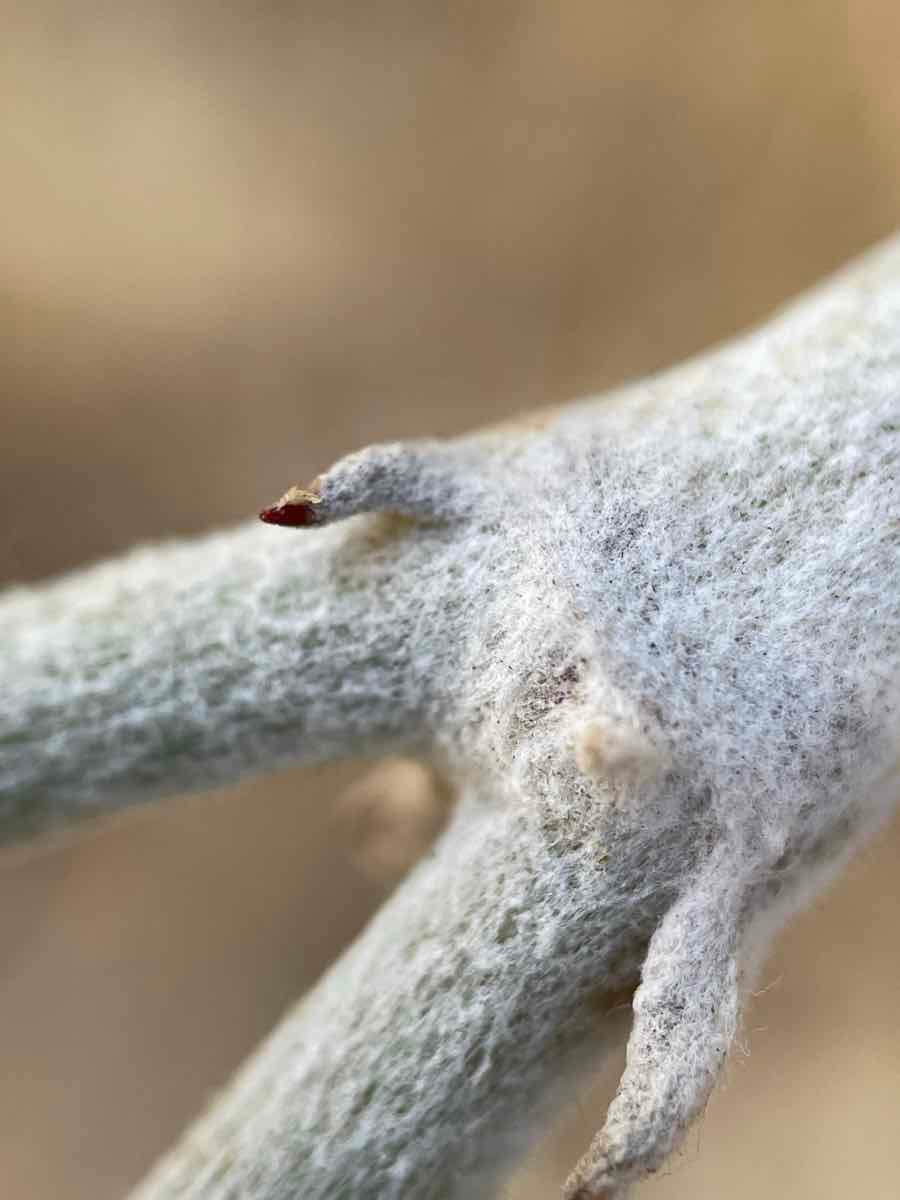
[2,4,900,1198]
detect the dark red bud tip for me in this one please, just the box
[259,502,319,528]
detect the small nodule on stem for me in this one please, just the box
[574,715,665,787]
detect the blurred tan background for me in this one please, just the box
[2,3,900,1197]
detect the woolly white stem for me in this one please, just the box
[4,235,900,1198]
[0,512,457,844]
[131,799,643,1200]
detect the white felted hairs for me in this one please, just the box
[3,235,900,1197]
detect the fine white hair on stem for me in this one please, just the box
[3,233,900,1198]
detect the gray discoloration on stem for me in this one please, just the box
[3,236,900,1196]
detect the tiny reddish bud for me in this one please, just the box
[259,502,319,527]
[259,481,323,528]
